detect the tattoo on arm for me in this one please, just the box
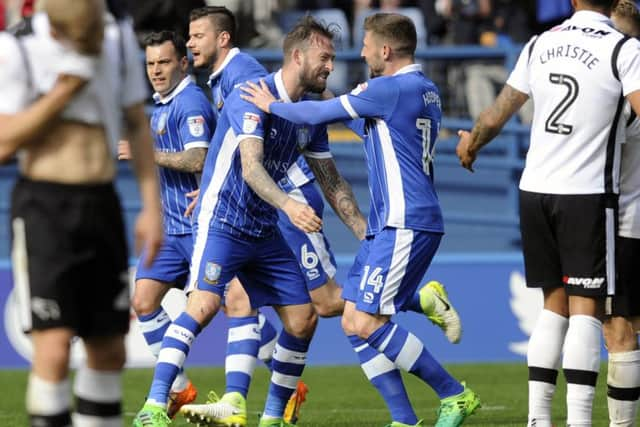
[239,138,289,209]
[469,85,528,153]
[306,156,366,240]
[155,147,207,173]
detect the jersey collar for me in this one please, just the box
[570,10,613,26]
[207,47,240,86]
[274,69,293,103]
[393,63,422,75]
[153,76,192,105]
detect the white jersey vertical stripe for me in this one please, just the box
[11,218,32,330]
[189,128,239,292]
[376,119,405,228]
[605,207,616,296]
[380,229,413,315]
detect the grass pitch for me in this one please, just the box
[0,363,618,426]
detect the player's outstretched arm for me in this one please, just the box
[456,84,528,172]
[306,156,366,240]
[239,137,322,233]
[123,102,164,266]
[241,80,350,126]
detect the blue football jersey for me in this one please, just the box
[269,64,444,235]
[208,49,317,192]
[208,48,267,120]
[150,77,215,235]
[194,70,332,239]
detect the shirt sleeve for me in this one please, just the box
[178,93,215,150]
[618,38,640,97]
[119,17,148,107]
[269,79,396,125]
[0,35,30,113]
[506,35,537,95]
[228,97,268,142]
[304,124,332,159]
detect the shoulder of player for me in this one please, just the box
[0,33,26,75]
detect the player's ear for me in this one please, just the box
[218,30,231,48]
[382,43,391,61]
[292,47,303,66]
[179,55,189,72]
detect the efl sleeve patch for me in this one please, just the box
[187,116,205,137]
[242,112,261,134]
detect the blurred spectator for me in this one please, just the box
[534,0,571,32]
[416,0,448,44]
[293,0,354,26]
[209,0,283,47]
[3,0,37,29]
[464,0,534,124]
[128,0,206,44]
[438,0,492,45]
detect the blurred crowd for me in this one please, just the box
[0,0,586,49]
[4,0,637,121]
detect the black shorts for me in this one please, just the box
[519,190,616,297]
[10,177,130,337]
[612,236,640,316]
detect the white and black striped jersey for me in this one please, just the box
[619,103,640,238]
[507,10,640,195]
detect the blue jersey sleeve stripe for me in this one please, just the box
[340,95,359,119]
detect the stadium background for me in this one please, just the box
[0,0,618,369]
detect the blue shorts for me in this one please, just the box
[136,233,193,287]
[343,228,441,315]
[188,229,311,308]
[277,182,337,291]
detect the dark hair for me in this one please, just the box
[282,15,336,61]
[583,0,619,8]
[364,13,417,57]
[143,30,187,59]
[189,6,236,43]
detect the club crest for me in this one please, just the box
[155,112,168,135]
[204,262,222,284]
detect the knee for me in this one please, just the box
[285,309,317,339]
[341,313,357,336]
[186,291,221,326]
[131,281,165,316]
[604,317,638,352]
[131,293,159,317]
[312,300,342,318]
[84,336,126,370]
[348,313,382,340]
[38,341,72,372]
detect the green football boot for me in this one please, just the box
[435,383,481,427]
[132,403,171,427]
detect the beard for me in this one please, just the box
[300,64,328,94]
